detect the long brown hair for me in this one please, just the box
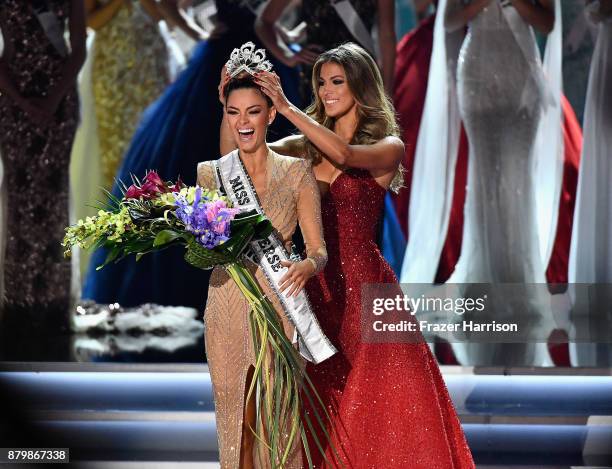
[302,42,404,193]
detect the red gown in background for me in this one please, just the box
[391,15,583,285]
[303,169,475,468]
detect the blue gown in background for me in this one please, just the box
[82,1,302,310]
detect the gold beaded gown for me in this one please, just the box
[91,0,169,188]
[197,151,327,468]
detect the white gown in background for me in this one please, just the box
[568,2,612,366]
[448,0,556,366]
[453,1,544,284]
[69,31,103,282]
[402,0,564,366]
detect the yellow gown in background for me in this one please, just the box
[91,0,169,188]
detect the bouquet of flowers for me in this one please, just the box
[63,171,335,468]
[63,170,271,269]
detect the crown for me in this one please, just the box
[225,42,273,78]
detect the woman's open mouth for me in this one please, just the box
[237,128,255,141]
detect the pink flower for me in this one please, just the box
[125,185,145,199]
[170,176,185,192]
[124,171,174,200]
[205,200,238,235]
[143,171,166,189]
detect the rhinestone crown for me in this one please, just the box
[225,42,273,78]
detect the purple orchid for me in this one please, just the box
[174,188,239,249]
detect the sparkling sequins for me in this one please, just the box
[303,169,475,468]
[0,0,77,311]
[91,0,169,188]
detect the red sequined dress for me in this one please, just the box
[303,169,475,468]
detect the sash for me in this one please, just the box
[212,151,337,364]
[331,0,377,58]
[32,0,68,58]
[499,2,555,108]
[500,0,563,264]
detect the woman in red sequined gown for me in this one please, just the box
[253,43,475,468]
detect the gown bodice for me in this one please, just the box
[462,0,542,72]
[458,0,543,114]
[97,0,158,27]
[0,0,70,94]
[321,168,386,248]
[468,0,527,31]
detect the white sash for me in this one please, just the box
[499,4,554,108]
[212,151,337,364]
[32,0,68,57]
[500,0,563,265]
[331,0,377,57]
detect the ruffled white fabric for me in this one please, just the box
[72,302,201,334]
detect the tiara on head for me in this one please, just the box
[225,42,273,78]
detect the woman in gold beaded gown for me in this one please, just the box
[198,70,330,467]
[0,0,86,335]
[85,0,170,188]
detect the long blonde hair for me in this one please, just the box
[302,42,404,193]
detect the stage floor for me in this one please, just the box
[0,363,610,468]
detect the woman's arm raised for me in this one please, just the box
[255,71,404,172]
[158,0,208,41]
[377,0,397,94]
[255,0,320,68]
[85,0,125,31]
